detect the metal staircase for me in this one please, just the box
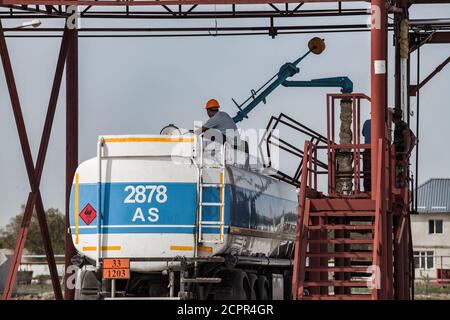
[295,197,377,300]
[291,94,390,300]
[292,136,385,300]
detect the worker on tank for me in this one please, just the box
[202,99,238,134]
[391,108,416,188]
[195,98,238,144]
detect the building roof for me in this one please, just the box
[417,178,450,213]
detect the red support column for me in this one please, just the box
[403,229,410,298]
[370,0,388,198]
[64,29,78,300]
[370,0,388,299]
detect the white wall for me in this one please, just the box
[411,213,450,280]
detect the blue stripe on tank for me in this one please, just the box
[70,181,297,235]
[70,182,229,235]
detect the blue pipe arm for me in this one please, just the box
[282,76,354,94]
[232,62,301,123]
[232,48,315,123]
[233,75,354,123]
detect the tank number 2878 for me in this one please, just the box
[124,185,168,204]
[124,185,168,223]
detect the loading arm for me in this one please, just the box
[282,76,353,94]
[232,38,353,123]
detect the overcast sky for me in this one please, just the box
[0,3,449,226]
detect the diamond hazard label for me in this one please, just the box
[79,203,97,225]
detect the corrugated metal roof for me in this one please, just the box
[417,178,450,213]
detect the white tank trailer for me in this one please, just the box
[70,132,298,300]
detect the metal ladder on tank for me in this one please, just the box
[197,138,226,244]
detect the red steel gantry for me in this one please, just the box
[0,0,449,300]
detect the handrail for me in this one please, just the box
[371,138,384,299]
[260,112,328,187]
[96,137,104,269]
[299,141,312,232]
[292,140,311,299]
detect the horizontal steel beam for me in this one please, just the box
[427,31,450,43]
[0,0,364,5]
[79,9,371,19]
[410,18,450,26]
[0,24,371,32]
[410,31,450,51]
[0,29,378,37]
[0,8,372,19]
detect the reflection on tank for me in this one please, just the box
[226,165,297,259]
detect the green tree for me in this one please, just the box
[0,206,66,254]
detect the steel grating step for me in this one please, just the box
[307,225,374,231]
[309,211,375,217]
[349,248,372,253]
[305,266,372,273]
[304,280,369,287]
[307,238,373,245]
[351,260,373,266]
[306,252,373,259]
[309,199,376,212]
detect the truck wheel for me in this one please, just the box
[212,269,251,300]
[255,275,270,300]
[247,273,258,300]
[75,269,101,300]
[283,270,293,300]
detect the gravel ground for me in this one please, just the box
[9,283,450,300]
[12,292,55,300]
[415,293,450,300]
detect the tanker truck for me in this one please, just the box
[70,131,298,300]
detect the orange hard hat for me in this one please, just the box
[205,99,220,110]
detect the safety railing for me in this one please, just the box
[259,112,328,187]
[96,137,104,269]
[292,140,311,299]
[326,93,372,196]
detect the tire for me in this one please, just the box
[75,269,101,300]
[211,269,251,300]
[283,270,293,300]
[255,275,270,300]
[247,273,258,300]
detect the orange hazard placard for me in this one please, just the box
[103,258,130,279]
[103,258,130,269]
[103,268,130,280]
